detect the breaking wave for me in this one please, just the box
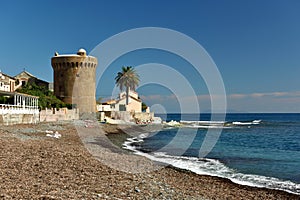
[122,121,300,195]
[232,120,262,125]
[163,119,262,129]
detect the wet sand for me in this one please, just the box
[0,121,299,199]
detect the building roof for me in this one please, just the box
[14,70,37,79]
[0,71,16,80]
[102,99,117,105]
[0,90,39,98]
[116,94,142,104]
[14,70,49,84]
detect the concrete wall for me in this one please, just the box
[39,108,79,122]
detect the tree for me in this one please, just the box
[115,66,140,105]
[96,97,103,105]
[142,102,148,112]
[0,96,13,104]
[17,83,70,110]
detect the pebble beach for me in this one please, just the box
[0,121,299,199]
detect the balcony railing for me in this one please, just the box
[0,104,39,115]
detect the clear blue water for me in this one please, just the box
[125,113,300,194]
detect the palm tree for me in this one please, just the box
[115,66,140,105]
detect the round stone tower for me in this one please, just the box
[51,49,98,115]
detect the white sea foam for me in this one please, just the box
[180,120,226,124]
[232,120,262,126]
[122,133,300,195]
[184,125,232,129]
[163,120,227,129]
[164,119,262,129]
[180,120,227,129]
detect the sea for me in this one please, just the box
[123,113,300,194]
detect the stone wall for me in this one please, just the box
[109,111,155,123]
[0,113,39,125]
[39,108,79,122]
[0,105,39,125]
[110,111,133,122]
[133,112,154,121]
[0,107,79,125]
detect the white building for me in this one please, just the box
[97,90,142,113]
[0,71,16,92]
[97,99,116,112]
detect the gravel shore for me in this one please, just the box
[0,121,299,199]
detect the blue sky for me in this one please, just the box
[0,0,300,112]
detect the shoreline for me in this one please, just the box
[0,121,299,199]
[103,123,300,196]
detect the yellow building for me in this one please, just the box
[115,90,142,113]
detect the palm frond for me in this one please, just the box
[115,66,140,92]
